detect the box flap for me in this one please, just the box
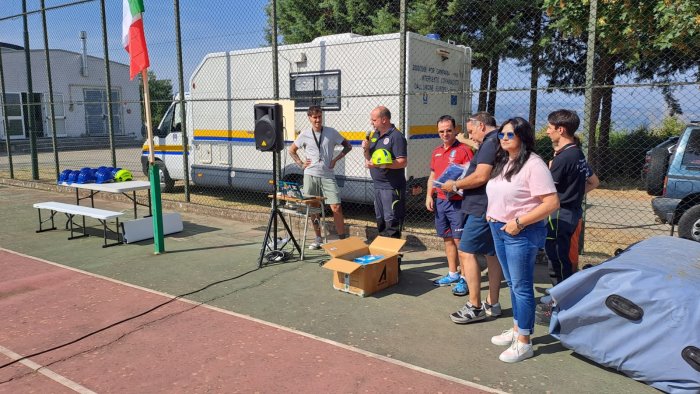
[322,258,362,274]
[321,236,367,257]
[369,236,406,254]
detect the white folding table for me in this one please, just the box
[59,181,154,219]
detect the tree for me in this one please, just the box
[541,0,700,176]
[138,70,173,130]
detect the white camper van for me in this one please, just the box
[143,32,472,206]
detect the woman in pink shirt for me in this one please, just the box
[485,117,559,363]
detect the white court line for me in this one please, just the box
[0,345,96,394]
[0,248,504,394]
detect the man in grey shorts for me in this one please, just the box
[289,106,352,249]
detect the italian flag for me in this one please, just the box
[122,0,150,80]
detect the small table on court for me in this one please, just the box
[269,194,327,261]
[59,181,155,219]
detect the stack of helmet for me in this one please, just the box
[66,170,82,184]
[76,167,97,184]
[58,169,73,184]
[95,166,119,184]
[57,166,133,184]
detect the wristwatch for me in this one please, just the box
[515,217,525,230]
[452,183,458,192]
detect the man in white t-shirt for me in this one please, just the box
[289,106,352,249]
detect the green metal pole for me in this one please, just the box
[100,0,117,168]
[0,44,14,178]
[142,69,165,253]
[149,162,164,253]
[22,0,39,180]
[40,0,59,181]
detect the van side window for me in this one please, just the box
[290,70,341,111]
[172,102,182,132]
[159,103,175,134]
[681,129,700,170]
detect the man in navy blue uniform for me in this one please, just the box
[362,106,407,238]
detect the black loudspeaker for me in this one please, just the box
[254,103,283,152]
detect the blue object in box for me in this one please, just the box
[353,255,384,265]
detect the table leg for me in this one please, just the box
[133,191,138,219]
[301,205,309,260]
[148,189,153,217]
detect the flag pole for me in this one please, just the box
[142,68,165,253]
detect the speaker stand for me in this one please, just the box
[258,151,301,268]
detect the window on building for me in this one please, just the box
[290,70,341,111]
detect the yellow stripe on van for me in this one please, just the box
[194,129,254,140]
[141,144,184,152]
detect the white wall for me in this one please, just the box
[0,48,141,139]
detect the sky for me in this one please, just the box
[2,0,698,131]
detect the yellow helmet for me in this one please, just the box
[371,148,393,166]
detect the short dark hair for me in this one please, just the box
[548,109,580,135]
[470,111,497,127]
[307,105,322,116]
[437,114,456,128]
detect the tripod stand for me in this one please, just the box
[258,151,301,268]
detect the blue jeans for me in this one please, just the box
[489,220,547,336]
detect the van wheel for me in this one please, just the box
[678,205,700,242]
[156,161,176,192]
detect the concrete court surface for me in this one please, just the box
[0,183,655,393]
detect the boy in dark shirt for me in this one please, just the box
[545,110,599,284]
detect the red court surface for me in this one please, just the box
[0,249,495,393]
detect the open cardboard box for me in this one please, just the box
[321,236,406,297]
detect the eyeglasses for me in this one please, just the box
[497,132,515,140]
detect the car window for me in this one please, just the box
[681,129,700,170]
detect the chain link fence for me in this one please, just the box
[1,0,699,256]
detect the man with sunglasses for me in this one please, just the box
[426,115,473,290]
[440,112,503,324]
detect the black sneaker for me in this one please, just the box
[450,302,486,324]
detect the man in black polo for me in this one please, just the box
[362,106,407,238]
[545,109,599,285]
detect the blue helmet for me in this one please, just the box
[58,169,73,184]
[95,168,115,184]
[66,170,81,184]
[76,168,96,184]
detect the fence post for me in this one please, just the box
[0,45,14,178]
[399,0,406,134]
[174,0,190,201]
[100,0,117,168]
[581,0,599,255]
[40,0,59,180]
[22,0,39,180]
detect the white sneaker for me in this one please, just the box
[499,340,534,363]
[491,328,516,346]
[308,238,323,250]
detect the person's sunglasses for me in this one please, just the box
[498,131,515,140]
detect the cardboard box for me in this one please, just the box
[322,236,406,297]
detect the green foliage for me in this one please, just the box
[138,70,173,130]
[650,116,686,138]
